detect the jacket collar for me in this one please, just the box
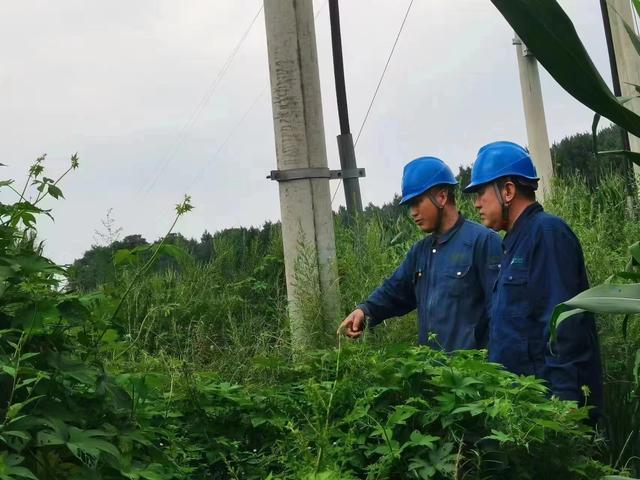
[431,212,465,246]
[503,202,543,251]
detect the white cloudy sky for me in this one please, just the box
[0,1,617,264]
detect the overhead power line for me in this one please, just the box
[331,0,414,206]
[142,3,264,196]
[187,86,269,190]
[147,0,329,233]
[185,0,329,192]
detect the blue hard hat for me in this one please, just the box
[463,141,539,193]
[399,156,457,205]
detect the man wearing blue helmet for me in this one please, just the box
[464,141,603,419]
[338,156,502,352]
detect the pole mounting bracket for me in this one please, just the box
[267,167,366,182]
[512,35,533,57]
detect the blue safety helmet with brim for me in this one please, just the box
[399,156,457,206]
[463,141,539,193]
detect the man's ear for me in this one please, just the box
[437,188,448,207]
[502,181,517,204]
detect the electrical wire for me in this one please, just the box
[146,0,330,233]
[186,85,269,190]
[141,3,264,196]
[331,0,414,206]
[354,0,414,148]
[185,0,329,192]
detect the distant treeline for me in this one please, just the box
[68,124,632,292]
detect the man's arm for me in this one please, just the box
[357,243,419,328]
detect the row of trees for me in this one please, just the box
[68,124,631,291]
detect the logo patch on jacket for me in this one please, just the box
[510,256,525,266]
[449,253,468,265]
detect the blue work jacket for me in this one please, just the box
[490,203,603,412]
[359,215,502,351]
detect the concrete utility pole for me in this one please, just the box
[329,0,364,217]
[263,0,340,349]
[604,0,640,177]
[513,35,554,201]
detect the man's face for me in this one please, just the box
[474,183,503,231]
[408,190,440,233]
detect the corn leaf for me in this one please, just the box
[490,0,640,138]
[550,283,640,341]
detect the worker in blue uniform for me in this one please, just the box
[337,156,502,352]
[463,141,603,417]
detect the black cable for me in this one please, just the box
[142,3,264,196]
[332,0,414,205]
[353,0,414,148]
[185,0,330,192]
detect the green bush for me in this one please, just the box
[113,345,612,479]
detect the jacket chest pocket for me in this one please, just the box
[444,265,472,297]
[501,270,529,315]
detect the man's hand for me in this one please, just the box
[337,308,366,338]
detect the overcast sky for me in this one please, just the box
[0,0,617,264]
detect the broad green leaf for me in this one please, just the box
[46,184,63,199]
[113,249,136,266]
[0,430,31,452]
[46,352,98,385]
[10,254,62,275]
[129,243,189,264]
[408,430,439,448]
[5,396,44,422]
[485,429,514,443]
[490,0,640,138]
[386,404,418,426]
[634,0,640,17]
[549,305,584,342]
[0,453,37,479]
[564,283,640,313]
[551,283,640,340]
[36,431,66,447]
[154,243,189,263]
[66,426,120,465]
[0,431,30,442]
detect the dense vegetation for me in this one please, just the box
[1,133,639,478]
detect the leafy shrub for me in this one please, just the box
[0,159,179,479]
[131,345,614,479]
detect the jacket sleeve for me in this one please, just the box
[358,244,418,328]
[530,224,594,402]
[474,230,502,346]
